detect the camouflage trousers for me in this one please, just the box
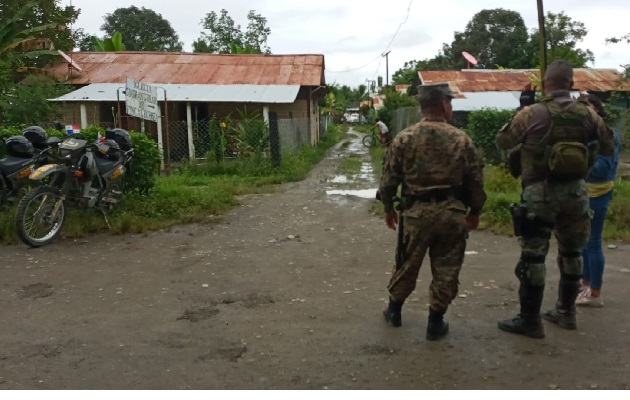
[387,205,468,312]
[518,180,591,286]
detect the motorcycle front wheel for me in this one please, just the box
[15,186,66,248]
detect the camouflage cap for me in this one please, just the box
[416,83,455,103]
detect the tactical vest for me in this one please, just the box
[520,97,595,183]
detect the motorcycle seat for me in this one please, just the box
[0,156,33,176]
[94,157,121,175]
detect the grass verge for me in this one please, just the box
[0,124,347,245]
[366,148,630,242]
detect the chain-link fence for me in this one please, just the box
[319,114,333,138]
[391,106,421,137]
[37,114,319,168]
[165,120,217,162]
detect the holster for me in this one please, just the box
[509,203,528,237]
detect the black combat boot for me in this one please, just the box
[498,283,545,338]
[383,299,403,327]
[542,279,580,330]
[426,308,449,341]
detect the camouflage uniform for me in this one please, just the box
[379,84,486,331]
[496,90,614,337]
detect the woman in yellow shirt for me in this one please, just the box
[577,94,622,307]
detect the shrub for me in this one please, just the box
[465,108,513,165]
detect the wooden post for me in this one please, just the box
[537,0,548,82]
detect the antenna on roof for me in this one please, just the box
[58,49,83,80]
[462,51,478,69]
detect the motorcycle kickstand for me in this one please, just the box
[101,208,112,229]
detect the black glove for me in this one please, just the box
[519,90,536,108]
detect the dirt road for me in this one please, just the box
[1,129,629,389]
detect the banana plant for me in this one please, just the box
[92,32,126,51]
[0,1,60,62]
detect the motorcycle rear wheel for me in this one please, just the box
[15,186,66,248]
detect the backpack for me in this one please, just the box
[534,98,595,180]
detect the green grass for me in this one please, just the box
[366,147,630,242]
[0,124,348,245]
[338,154,363,175]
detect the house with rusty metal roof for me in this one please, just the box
[418,68,630,112]
[47,51,326,161]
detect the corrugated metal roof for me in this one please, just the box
[49,83,301,103]
[453,91,581,111]
[49,52,326,86]
[419,69,630,92]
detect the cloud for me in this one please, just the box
[69,0,630,86]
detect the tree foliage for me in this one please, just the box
[324,84,370,113]
[193,9,271,54]
[101,6,183,51]
[529,11,594,68]
[392,9,595,85]
[446,9,531,69]
[377,88,418,127]
[0,74,71,124]
[0,0,79,53]
[0,1,76,124]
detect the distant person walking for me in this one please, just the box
[374,118,391,146]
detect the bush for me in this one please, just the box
[465,108,513,165]
[0,125,160,195]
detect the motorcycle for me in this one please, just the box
[0,127,61,208]
[14,128,134,247]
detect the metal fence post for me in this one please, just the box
[269,111,281,167]
[186,102,196,160]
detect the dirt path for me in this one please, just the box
[1,129,629,389]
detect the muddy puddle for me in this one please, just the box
[325,129,379,202]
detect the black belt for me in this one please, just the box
[400,187,463,209]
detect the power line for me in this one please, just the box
[326,55,382,73]
[327,0,413,75]
[382,0,413,56]
[372,0,413,82]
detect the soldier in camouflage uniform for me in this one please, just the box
[379,83,487,341]
[496,60,615,338]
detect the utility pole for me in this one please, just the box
[536,0,548,82]
[383,51,391,87]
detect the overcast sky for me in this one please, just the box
[67,0,630,87]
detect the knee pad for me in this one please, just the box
[515,256,546,286]
[558,252,583,280]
